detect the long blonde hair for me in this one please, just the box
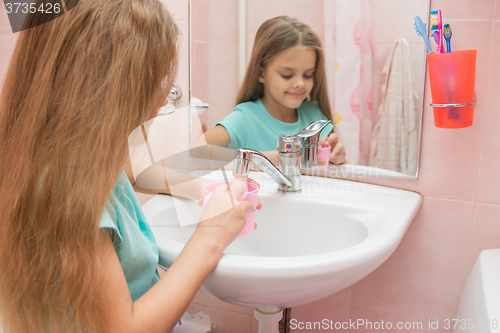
[0,1,178,332]
[236,15,333,122]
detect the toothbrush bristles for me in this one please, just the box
[430,12,439,30]
[443,24,452,38]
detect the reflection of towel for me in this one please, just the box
[368,38,419,175]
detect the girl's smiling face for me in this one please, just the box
[259,45,316,122]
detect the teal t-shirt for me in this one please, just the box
[217,99,333,151]
[99,171,160,302]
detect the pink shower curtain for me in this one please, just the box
[323,0,372,165]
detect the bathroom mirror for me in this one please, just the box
[188,0,430,179]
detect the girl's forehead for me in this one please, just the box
[269,45,316,69]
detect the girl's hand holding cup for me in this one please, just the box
[196,180,258,248]
[197,177,262,210]
[319,133,346,165]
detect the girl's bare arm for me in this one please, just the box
[97,181,254,333]
[191,125,279,164]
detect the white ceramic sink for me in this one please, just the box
[143,171,421,312]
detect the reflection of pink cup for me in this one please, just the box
[317,143,331,169]
[202,181,259,237]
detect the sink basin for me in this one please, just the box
[142,171,422,311]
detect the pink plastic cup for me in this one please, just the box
[317,143,331,169]
[202,181,259,237]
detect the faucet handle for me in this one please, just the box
[276,135,302,192]
[277,135,301,153]
[296,120,332,145]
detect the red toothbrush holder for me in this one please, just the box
[427,50,477,129]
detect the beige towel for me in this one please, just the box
[368,38,419,175]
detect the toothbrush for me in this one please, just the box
[443,24,452,52]
[430,10,444,53]
[434,20,458,119]
[414,16,433,54]
[442,23,457,118]
[432,32,439,46]
[432,31,446,52]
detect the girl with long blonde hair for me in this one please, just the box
[0,1,254,332]
[195,16,346,164]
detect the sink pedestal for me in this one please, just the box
[255,309,283,333]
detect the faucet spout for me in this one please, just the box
[297,120,332,168]
[233,148,292,189]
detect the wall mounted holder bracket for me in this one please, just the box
[430,94,476,108]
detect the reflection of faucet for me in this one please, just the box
[233,142,301,192]
[297,120,332,168]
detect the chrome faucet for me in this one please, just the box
[232,120,331,191]
[233,141,301,192]
[276,135,302,192]
[297,120,332,168]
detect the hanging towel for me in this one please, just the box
[368,38,419,175]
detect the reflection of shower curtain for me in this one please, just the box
[323,0,372,165]
[368,38,419,175]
